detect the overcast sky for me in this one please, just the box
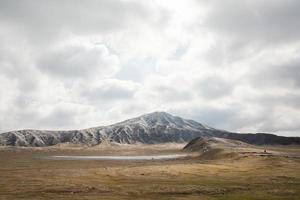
[0,0,300,136]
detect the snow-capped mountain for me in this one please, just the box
[0,112,299,147]
[96,112,216,144]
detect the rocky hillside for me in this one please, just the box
[0,112,299,147]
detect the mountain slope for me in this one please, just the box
[98,112,216,144]
[0,112,299,147]
[0,112,213,147]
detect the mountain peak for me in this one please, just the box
[140,111,178,126]
[115,111,207,130]
[140,111,172,119]
[148,111,170,115]
[141,111,173,120]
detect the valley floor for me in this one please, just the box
[0,144,299,200]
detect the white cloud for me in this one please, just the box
[0,0,299,136]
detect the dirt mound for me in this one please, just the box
[183,137,250,159]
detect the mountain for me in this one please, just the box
[0,111,299,147]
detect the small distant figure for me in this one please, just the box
[264,149,267,153]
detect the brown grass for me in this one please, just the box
[0,144,299,200]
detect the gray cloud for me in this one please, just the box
[153,85,193,103]
[250,55,300,88]
[81,79,139,103]
[0,0,165,43]
[200,0,300,66]
[38,43,119,79]
[194,75,233,99]
[38,106,80,129]
[0,0,299,136]
[203,0,300,45]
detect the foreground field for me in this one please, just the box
[0,144,299,200]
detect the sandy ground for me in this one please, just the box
[0,144,299,200]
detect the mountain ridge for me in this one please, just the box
[1,111,299,147]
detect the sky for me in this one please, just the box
[0,0,300,136]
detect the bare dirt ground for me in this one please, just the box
[0,144,299,200]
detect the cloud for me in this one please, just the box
[203,0,300,45]
[36,102,95,129]
[197,0,300,66]
[250,53,300,89]
[141,75,194,103]
[38,42,120,80]
[194,75,233,99]
[0,0,167,43]
[0,0,299,136]
[80,79,140,103]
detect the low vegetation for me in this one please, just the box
[0,144,299,200]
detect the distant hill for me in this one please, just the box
[182,137,252,160]
[212,131,300,145]
[183,137,250,152]
[0,112,299,147]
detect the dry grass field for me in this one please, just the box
[0,144,299,200]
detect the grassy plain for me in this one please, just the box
[0,144,299,200]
